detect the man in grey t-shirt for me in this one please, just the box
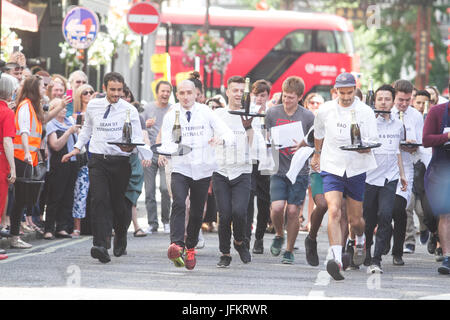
[264,76,314,265]
[141,81,172,234]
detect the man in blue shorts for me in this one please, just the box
[311,73,378,280]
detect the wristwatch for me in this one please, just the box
[314,149,321,155]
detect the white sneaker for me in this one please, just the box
[10,237,32,249]
[163,224,170,234]
[144,225,158,234]
[196,229,205,249]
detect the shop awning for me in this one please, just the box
[2,0,38,32]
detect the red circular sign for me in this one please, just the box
[127,2,160,35]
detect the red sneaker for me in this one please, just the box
[184,248,197,270]
[167,243,185,268]
[0,254,8,260]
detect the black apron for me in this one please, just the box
[424,102,450,215]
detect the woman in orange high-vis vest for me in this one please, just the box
[10,75,69,248]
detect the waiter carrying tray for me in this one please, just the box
[161,79,235,270]
[311,72,378,280]
[62,72,146,263]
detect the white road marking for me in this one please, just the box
[0,237,90,264]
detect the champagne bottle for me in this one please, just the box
[365,77,375,109]
[172,110,182,144]
[423,100,429,120]
[399,111,407,142]
[260,109,268,142]
[350,110,362,146]
[122,109,132,144]
[242,77,251,114]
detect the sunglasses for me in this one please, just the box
[7,65,24,72]
[82,90,94,96]
[76,80,87,84]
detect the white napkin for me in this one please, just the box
[137,145,153,160]
[286,146,314,184]
[157,142,178,154]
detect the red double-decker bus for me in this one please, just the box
[156,7,359,99]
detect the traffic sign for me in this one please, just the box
[127,2,160,36]
[62,6,99,49]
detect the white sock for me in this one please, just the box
[356,234,366,246]
[330,245,342,265]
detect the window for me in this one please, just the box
[157,23,252,48]
[334,31,354,55]
[316,30,336,53]
[273,30,313,53]
[246,30,313,83]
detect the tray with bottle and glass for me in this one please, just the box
[150,143,192,157]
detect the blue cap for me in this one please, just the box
[334,72,356,88]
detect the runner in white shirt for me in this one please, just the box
[62,72,146,264]
[404,90,432,254]
[363,84,408,274]
[246,80,272,255]
[389,79,423,266]
[162,80,235,270]
[213,76,263,268]
[312,72,378,280]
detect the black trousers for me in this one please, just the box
[203,191,217,223]
[170,173,211,249]
[44,161,78,234]
[10,159,43,236]
[88,154,131,249]
[363,180,398,264]
[392,195,407,257]
[213,172,251,254]
[246,164,271,242]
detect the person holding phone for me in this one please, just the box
[43,98,81,239]
[71,83,95,238]
[66,70,88,117]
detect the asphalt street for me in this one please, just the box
[0,202,448,300]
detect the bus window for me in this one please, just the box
[316,30,337,53]
[273,30,312,52]
[246,30,313,83]
[234,27,252,46]
[334,31,354,54]
[161,24,252,48]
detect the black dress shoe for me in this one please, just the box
[393,255,404,266]
[55,232,72,239]
[90,246,111,263]
[113,234,127,257]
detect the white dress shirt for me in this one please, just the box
[366,114,403,186]
[160,102,235,180]
[391,106,424,202]
[74,97,144,156]
[214,107,264,180]
[314,97,378,178]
